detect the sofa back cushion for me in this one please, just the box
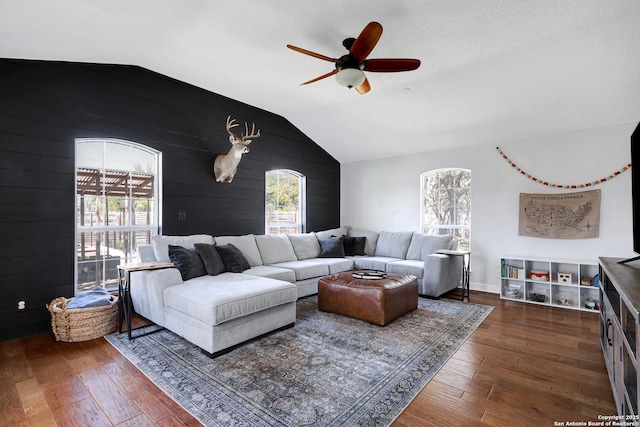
[374,231,414,259]
[286,233,321,260]
[314,227,348,240]
[152,234,214,263]
[255,234,298,265]
[214,234,263,266]
[406,233,454,261]
[347,229,380,256]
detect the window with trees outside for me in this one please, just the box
[265,169,306,235]
[420,168,471,251]
[75,139,161,293]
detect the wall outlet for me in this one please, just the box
[178,211,186,222]
[17,300,27,311]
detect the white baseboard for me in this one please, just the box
[469,282,500,294]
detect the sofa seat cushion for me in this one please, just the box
[244,265,296,282]
[386,260,424,279]
[270,260,329,281]
[164,273,297,326]
[305,257,354,274]
[353,256,403,272]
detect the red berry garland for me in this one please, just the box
[496,147,631,188]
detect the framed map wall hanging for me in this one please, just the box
[519,189,600,239]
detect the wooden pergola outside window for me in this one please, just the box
[76,168,157,291]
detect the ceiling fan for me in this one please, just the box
[287,21,421,94]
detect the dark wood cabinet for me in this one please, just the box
[599,257,640,416]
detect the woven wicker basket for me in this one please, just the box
[48,294,119,342]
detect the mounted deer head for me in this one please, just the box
[214,116,261,183]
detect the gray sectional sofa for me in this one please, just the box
[130,227,462,356]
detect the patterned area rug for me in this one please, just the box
[106,296,492,426]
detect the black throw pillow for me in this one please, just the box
[194,243,225,276]
[168,245,206,281]
[343,236,366,256]
[216,244,251,273]
[319,235,346,258]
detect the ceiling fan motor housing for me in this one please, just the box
[335,54,363,71]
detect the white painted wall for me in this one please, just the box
[341,121,638,293]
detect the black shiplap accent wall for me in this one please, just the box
[0,59,340,341]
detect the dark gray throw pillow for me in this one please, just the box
[319,235,346,258]
[168,245,207,281]
[216,244,251,273]
[194,243,225,276]
[343,236,366,256]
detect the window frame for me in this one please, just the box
[420,168,471,250]
[265,169,306,235]
[75,138,161,293]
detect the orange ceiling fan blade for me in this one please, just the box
[350,21,383,62]
[355,76,371,94]
[286,44,337,62]
[364,58,421,72]
[300,69,338,85]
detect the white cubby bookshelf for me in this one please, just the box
[500,256,600,312]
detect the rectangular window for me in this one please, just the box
[265,169,305,235]
[75,139,160,293]
[421,168,471,250]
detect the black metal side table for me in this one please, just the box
[436,249,471,301]
[117,262,173,339]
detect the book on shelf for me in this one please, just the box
[501,262,525,279]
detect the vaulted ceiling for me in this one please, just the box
[2,0,640,163]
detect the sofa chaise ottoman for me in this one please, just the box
[163,273,297,357]
[129,234,298,357]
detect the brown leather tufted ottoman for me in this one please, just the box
[318,272,418,326]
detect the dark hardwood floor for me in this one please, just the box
[0,291,615,426]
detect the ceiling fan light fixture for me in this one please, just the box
[335,68,365,89]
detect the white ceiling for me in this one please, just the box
[1,0,640,163]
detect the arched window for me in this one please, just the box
[75,139,161,293]
[420,168,471,250]
[265,169,306,235]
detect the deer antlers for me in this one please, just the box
[226,115,260,142]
